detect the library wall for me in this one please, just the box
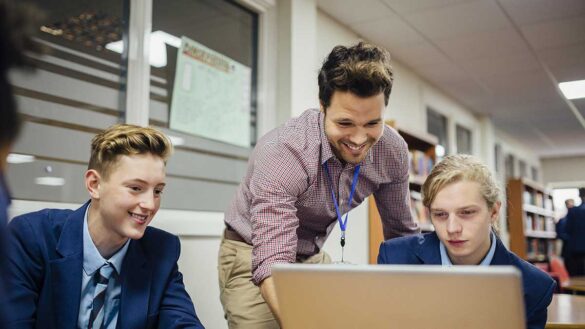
[542,155,585,186]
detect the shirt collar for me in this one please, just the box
[439,230,497,266]
[318,110,374,167]
[83,203,130,276]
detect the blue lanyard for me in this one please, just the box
[323,162,361,248]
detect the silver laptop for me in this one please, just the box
[272,264,525,329]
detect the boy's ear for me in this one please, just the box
[490,201,502,223]
[85,169,101,199]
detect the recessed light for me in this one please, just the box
[7,153,36,164]
[559,80,585,100]
[35,176,66,186]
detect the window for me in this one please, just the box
[519,160,527,179]
[531,166,539,182]
[8,0,128,203]
[494,144,502,174]
[427,107,449,160]
[456,124,472,154]
[505,154,515,179]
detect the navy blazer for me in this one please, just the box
[566,204,585,253]
[3,202,205,329]
[378,232,555,329]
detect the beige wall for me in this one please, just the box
[542,155,585,187]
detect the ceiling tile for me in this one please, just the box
[498,0,585,25]
[350,16,426,47]
[381,0,473,15]
[521,15,585,50]
[460,53,540,79]
[387,41,448,67]
[317,0,395,25]
[538,43,585,82]
[404,0,511,41]
[435,28,530,61]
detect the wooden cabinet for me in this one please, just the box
[368,123,437,264]
[507,178,556,262]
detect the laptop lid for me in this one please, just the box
[272,264,525,329]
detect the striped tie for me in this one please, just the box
[88,263,114,329]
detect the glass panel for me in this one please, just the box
[531,166,539,182]
[147,0,259,211]
[427,107,449,160]
[505,154,515,179]
[495,143,502,173]
[7,0,128,204]
[455,124,472,155]
[519,160,527,179]
[150,0,258,148]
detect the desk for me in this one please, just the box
[565,276,585,294]
[546,294,585,328]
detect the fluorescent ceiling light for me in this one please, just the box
[167,135,185,146]
[35,176,66,186]
[435,145,446,157]
[559,80,585,100]
[7,153,36,164]
[105,30,181,68]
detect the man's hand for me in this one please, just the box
[259,276,282,327]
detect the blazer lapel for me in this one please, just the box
[51,203,88,329]
[118,239,152,329]
[490,237,512,265]
[415,232,442,265]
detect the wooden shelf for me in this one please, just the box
[525,230,556,239]
[507,178,557,261]
[523,204,555,218]
[368,122,437,264]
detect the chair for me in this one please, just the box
[549,256,570,292]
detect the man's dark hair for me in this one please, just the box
[0,0,42,148]
[318,42,394,110]
[579,187,585,199]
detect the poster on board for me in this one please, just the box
[169,36,251,147]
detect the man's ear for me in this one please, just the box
[319,101,326,113]
[490,201,502,223]
[85,169,101,199]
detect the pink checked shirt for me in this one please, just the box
[224,109,419,284]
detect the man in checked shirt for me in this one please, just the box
[219,42,420,328]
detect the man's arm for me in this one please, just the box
[259,277,282,326]
[248,143,307,321]
[157,237,205,329]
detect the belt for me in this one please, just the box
[224,226,250,245]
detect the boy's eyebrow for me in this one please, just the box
[125,178,166,187]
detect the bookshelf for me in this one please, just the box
[507,178,556,263]
[368,123,438,264]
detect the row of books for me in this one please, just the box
[524,213,555,232]
[408,150,434,177]
[525,238,556,261]
[522,190,553,210]
[410,196,434,231]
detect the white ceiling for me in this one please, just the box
[317,0,585,158]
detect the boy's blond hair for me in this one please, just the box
[88,124,173,179]
[422,154,501,216]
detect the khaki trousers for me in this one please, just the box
[218,237,331,329]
